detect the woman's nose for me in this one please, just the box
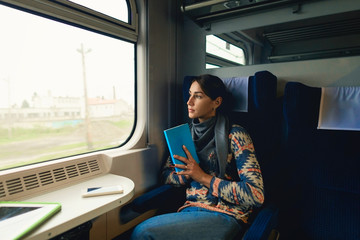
[187,96,193,106]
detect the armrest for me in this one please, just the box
[131,184,186,213]
[119,185,186,224]
[242,205,279,240]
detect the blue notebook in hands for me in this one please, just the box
[164,124,199,172]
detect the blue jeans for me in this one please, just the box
[130,207,244,240]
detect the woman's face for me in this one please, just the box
[187,81,221,123]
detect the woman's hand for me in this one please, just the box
[173,145,213,188]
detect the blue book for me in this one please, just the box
[164,124,199,172]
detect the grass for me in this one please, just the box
[0,125,74,144]
[0,118,134,170]
[111,119,134,128]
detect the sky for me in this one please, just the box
[0,1,135,108]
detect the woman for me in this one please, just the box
[131,74,264,240]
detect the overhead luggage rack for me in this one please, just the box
[263,14,360,62]
[181,0,311,26]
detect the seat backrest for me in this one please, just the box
[183,71,282,203]
[281,82,360,240]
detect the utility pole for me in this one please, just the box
[2,78,12,139]
[77,43,93,150]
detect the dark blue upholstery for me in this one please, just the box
[281,82,360,240]
[230,71,282,205]
[183,71,283,203]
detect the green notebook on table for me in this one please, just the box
[0,201,61,240]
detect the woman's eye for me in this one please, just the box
[189,93,202,99]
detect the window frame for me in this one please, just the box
[0,0,138,42]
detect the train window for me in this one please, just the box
[68,0,129,23]
[206,35,245,69]
[0,1,137,171]
[206,63,220,69]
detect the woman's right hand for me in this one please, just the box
[173,145,213,188]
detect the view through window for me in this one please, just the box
[0,3,135,170]
[69,0,129,22]
[206,35,245,69]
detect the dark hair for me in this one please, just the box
[192,74,230,114]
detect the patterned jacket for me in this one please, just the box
[162,124,264,223]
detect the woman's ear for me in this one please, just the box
[214,96,223,109]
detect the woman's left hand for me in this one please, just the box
[173,145,213,188]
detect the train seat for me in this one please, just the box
[280,82,360,239]
[183,71,283,204]
[124,71,282,239]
